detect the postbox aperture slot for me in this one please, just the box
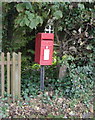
[42,39,53,41]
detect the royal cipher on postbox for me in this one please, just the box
[35,33,54,65]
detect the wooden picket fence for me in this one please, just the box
[0,52,21,101]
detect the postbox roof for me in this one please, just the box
[37,33,54,40]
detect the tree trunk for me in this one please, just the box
[59,65,67,79]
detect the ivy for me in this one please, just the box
[53,10,63,19]
[16,3,25,12]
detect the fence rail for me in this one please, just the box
[0,52,21,101]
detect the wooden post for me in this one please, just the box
[1,52,4,97]
[7,52,10,100]
[12,52,16,102]
[18,52,21,98]
[11,52,21,100]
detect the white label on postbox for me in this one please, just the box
[44,47,50,60]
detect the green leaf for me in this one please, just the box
[36,16,43,25]
[25,10,30,15]
[25,11,35,21]
[86,45,93,50]
[42,12,48,19]
[25,2,34,11]
[58,26,63,31]
[53,10,63,19]
[29,19,37,29]
[15,17,22,25]
[20,19,25,26]
[16,4,25,12]
[78,4,85,10]
[25,17,30,26]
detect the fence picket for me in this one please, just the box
[7,52,10,97]
[11,59,13,98]
[12,52,16,102]
[1,52,4,97]
[14,53,19,98]
[18,52,21,97]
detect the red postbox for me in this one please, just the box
[35,33,54,65]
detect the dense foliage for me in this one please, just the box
[2,2,95,105]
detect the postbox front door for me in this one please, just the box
[35,33,54,65]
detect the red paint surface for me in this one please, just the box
[35,33,54,65]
